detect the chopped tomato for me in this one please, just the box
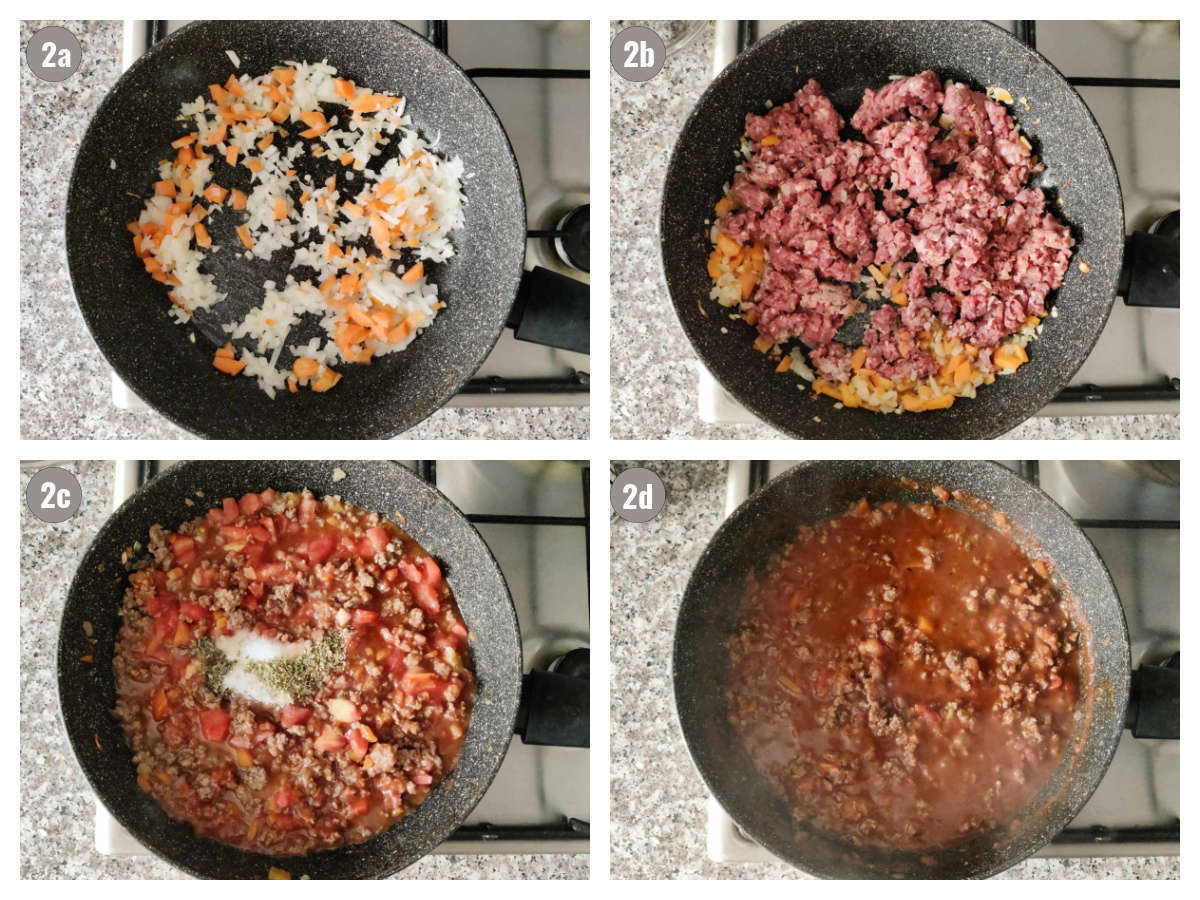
[307,534,337,564]
[248,581,266,599]
[279,705,311,728]
[146,592,179,617]
[413,771,434,786]
[259,488,277,505]
[249,524,271,543]
[221,497,239,524]
[179,601,212,623]
[239,492,264,516]
[399,561,422,584]
[169,534,196,565]
[351,609,379,629]
[413,582,440,615]
[366,526,389,552]
[314,724,347,753]
[198,707,231,742]
[382,567,400,583]
[346,727,370,760]
[417,556,442,586]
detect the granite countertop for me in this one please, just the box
[609,460,1178,879]
[20,460,587,879]
[608,21,1179,440]
[19,20,587,441]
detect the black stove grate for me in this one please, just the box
[746,460,1179,849]
[414,460,590,845]
[143,20,590,402]
[735,20,1180,408]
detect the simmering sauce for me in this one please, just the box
[728,498,1081,851]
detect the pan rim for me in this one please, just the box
[659,19,1125,440]
[64,19,526,440]
[671,458,1131,878]
[57,459,522,878]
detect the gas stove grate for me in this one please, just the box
[143,20,590,401]
[735,20,1180,408]
[413,460,590,844]
[745,459,1179,849]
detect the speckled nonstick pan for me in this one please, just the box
[66,21,524,439]
[58,460,521,879]
[673,460,1129,878]
[661,21,1123,439]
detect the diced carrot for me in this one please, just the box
[271,68,296,86]
[716,233,741,257]
[851,346,868,370]
[194,222,212,248]
[154,180,177,198]
[245,158,263,173]
[204,122,229,146]
[369,213,391,254]
[760,134,780,146]
[298,110,328,138]
[775,355,792,373]
[707,248,724,281]
[215,342,235,358]
[224,145,238,166]
[171,134,198,149]
[342,202,364,217]
[231,189,247,210]
[203,184,228,203]
[327,243,343,259]
[401,261,424,283]
[347,305,374,329]
[349,94,399,113]
[236,224,254,249]
[176,145,195,167]
[224,74,244,98]
[273,197,287,220]
[209,83,229,104]
[340,152,354,166]
[292,357,320,379]
[268,102,291,124]
[387,321,412,344]
[714,193,737,216]
[333,78,356,100]
[753,336,772,354]
[257,133,274,152]
[213,353,246,375]
[310,367,342,393]
[287,377,298,394]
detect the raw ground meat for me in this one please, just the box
[717,71,1073,386]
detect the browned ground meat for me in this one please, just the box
[727,497,1081,851]
[718,72,1073,391]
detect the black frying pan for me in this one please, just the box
[58,460,522,878]
[673,460,1130,878]
[66,21,525,439]
[661,21,1124,439]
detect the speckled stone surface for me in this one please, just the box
[608,21,1179,441]
[609,460,1178,879]
[21,460,587,879]
[20,20,587,441]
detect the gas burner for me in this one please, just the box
[554,204,590,272]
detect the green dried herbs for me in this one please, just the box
[246,631,346,703]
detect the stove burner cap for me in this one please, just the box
[555,204,590,273]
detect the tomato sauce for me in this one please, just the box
[728,498,1081,851]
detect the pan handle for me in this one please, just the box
[514,648,590,747]
[1124,652,1179,740]
[508,267,590,354]
[1119,211,1179,308]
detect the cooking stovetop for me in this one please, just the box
[708,459,1179,864]
[699,19,1179,424]
[115,19,590,414]
[97,460,590,857]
